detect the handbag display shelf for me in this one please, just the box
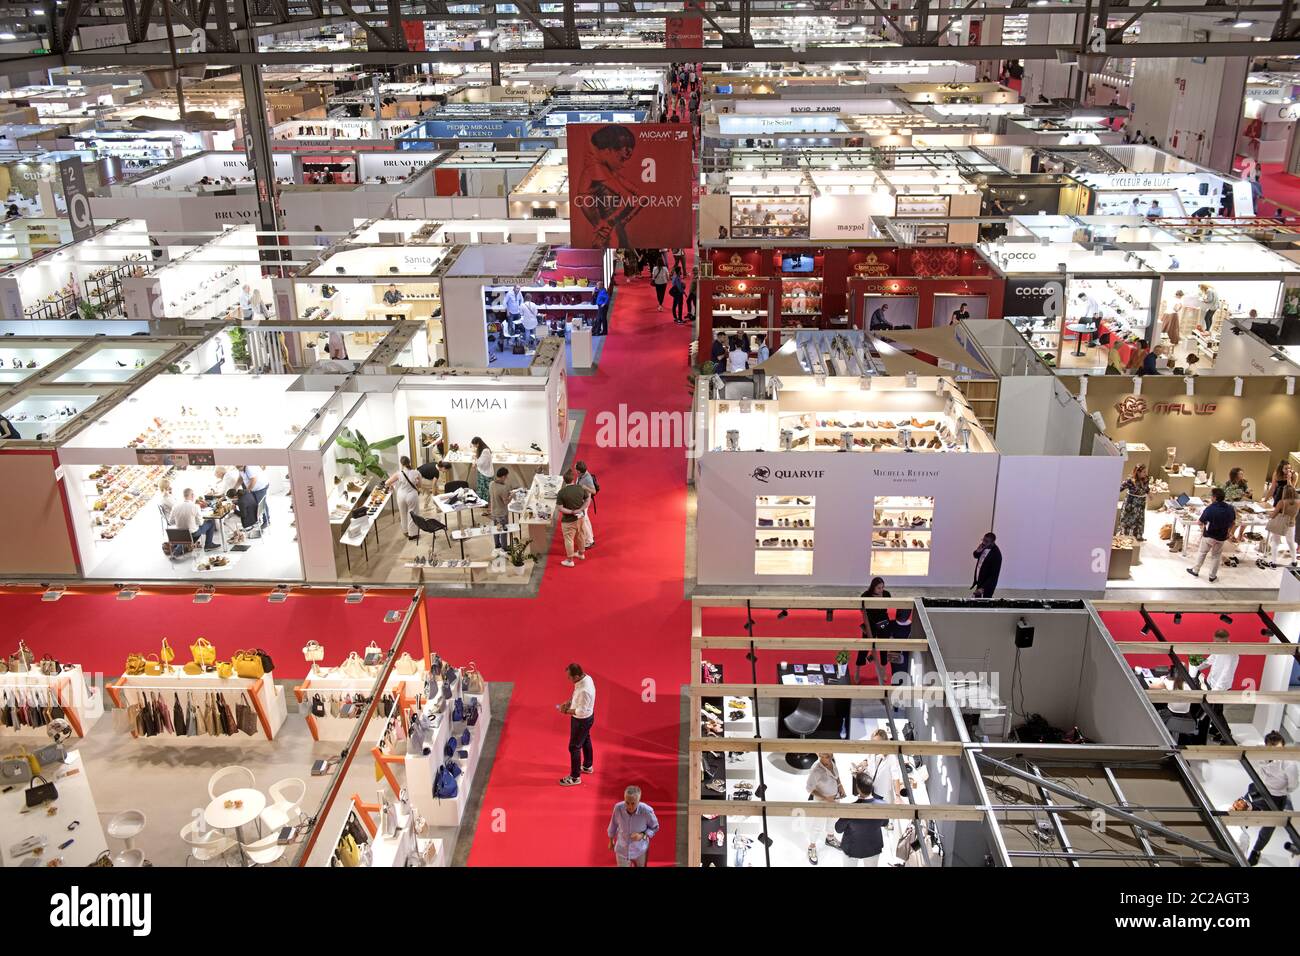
[295,668,425,743]
[343,794,444,867]
[400,676,492,829]
[0,752,110,868]
[0,666,102,739]
[106,671,287,742]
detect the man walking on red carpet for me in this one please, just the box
[608,785,659,866]
[558,662,596,786]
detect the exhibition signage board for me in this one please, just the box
[566,123,694,249]
[58,158,94,242]
[1003,279,1064,319]
[134,449,216,467]
[666,14,704,48]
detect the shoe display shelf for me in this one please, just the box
[871,495,934,576]
[0,665,103,739]
[755,495,815,575]
[404,676,492,828]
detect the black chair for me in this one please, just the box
[782,698,824,770]
[411,513,451,552]
[443,480,470,494]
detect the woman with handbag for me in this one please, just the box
[855,577,891,684]
[385,455,424,541]
[651,259,669,311]
[1260,484,1299,569]
[803,752,846,865]
[1118,464,1150,541]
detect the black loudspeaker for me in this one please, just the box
[1015,620,1035,649]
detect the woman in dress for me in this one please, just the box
[384,456,424,541]
[1118,464,1149,540]
[1261,484,1299,569]
[856,577,891,684]
[470,436,493,502]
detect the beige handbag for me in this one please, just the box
[302,640,324,662]
[339,652,369,679]
[393,652,419,676]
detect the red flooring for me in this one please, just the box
[426,271,694,866]
[1098,610,1271,691]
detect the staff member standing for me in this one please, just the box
[804,753,846,865]
[1245,731,1299,865]
[971,532,1002,598]
[1188,487,1235,582]
[489,466,515,549]
[385,455,424,541]
[382,284,405,321]
[593,281,610,336]
[519,294,540,350]
[503,284,525,333]
[1193,628,1239,743]
[469,436,493,502]
[651,259,670,311]
[238,464,271,529]
[558,663,596,786]
[833,772,889,867]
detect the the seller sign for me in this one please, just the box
[567,123,693,249]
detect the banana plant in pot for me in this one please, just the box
[504,539,536,576]
[335,427,404,481]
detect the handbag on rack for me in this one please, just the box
[143,654,164,677]
[434,763,458,799]
[0,752,37,784]
[160,639,175,665]
[125,653,147,676]
[189,638,216,667]
[183,662,203,675]
[172,695,186,736]
[185,699,198,736]
[393,653,419,675]
[236,700,258,736]
[39,656,60,676]
[339,652,369,679]
[462,662,485,695]
[215,661,234,679]
[25,774,57,808]
[17,641,34,668]
[311,694,326,718]
[337,833,362,867]
[465,698,480,727]
[380,693,395,717]
[255,648,274,674]
[363,641,384,666]
[32,743,65,768]
[232,650,264,679]
[452,697,465,723]
[302,641,325,662]
[459,727,471,747]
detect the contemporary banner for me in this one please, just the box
[567,123,694,248]
[57,158,94,242]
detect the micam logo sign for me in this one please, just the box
[50,887,152,937]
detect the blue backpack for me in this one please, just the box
[434,763,458,799]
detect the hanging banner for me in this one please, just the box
[567,123,694,248]
[57,158,94,242]
[402,21,427,51]
[666,15,704,48]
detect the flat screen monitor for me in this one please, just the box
[781,254,814,273]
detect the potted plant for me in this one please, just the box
[228,326,251,369]
[504,539,535,576]
[835,649,850,679]
[335,428,404,481]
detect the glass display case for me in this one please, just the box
[730,196,810,239]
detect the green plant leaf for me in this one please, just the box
[368,435,404,451]
[353,429,368,449]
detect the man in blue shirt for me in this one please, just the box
[607,785,659,867]
[1188,487,1236,583]
[593,282,610,336]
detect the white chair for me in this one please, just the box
[106,809,146,850]
[112,848,146,867]
[207,765,255,801]
[259,777,306,832]
[240,832,286,867]
[180,819,236,866]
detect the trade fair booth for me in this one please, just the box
[693,373,1124,592]
[981,238,1160,370]
[506,148,570,221]
[1067,373,1300,590]
[89,151,438,237]
[698,244,1003,357]
[0,584,502,868]
[687,595,983,868]
[393,149,547,220]
[0,219,154,322]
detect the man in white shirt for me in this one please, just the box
[239,284,253,321]
[238,464,271,529]
[558,662,596,786]
[1246,731,1298,865]
[519,294,540,350]
[212,466,240,497]
[1194,628,1238,742]
[503,284,524,330]
[728,339,749,372]
[171,488,219,551]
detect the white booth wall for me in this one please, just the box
[0,219,151,321]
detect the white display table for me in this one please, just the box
[0,752,109,868]
[571,325,593,369]
[405,682,492,828]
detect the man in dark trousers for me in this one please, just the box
[710,332,729,370]
[971,532,1002,598]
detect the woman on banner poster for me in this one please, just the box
[574,125,645,248]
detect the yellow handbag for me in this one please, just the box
[215,661,233,679]
[143,654,164,677]
[338,833,361,867]
[189,638,216,666]
[183,662,202,676]
[232,650,264,679]
[160,638,175,664]
[125,653,147,676]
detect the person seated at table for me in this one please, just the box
[1139,344,1163,375]
[1151,673,1206,745]
[225,486,260,531]
[158,479,176,523]
[171,488,220,551]
[211,465,240,497]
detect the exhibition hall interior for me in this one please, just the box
[3,0,1300,888]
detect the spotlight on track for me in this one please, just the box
[776,609,789,619]
[826,609,834,622]
[756,832,774,848]
[193,586,215,605]
[41,586,66,602]
[345,586,365,604]
[116,586,138,601]
[1219,613,1233,624]
[1173,612,1183,625]
[268,585,289,604]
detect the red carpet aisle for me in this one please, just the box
[0,589,417,676]
[1244,162,1300,217]
[428,272,694,866]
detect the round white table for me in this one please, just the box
[204,788,266,862]
[1066,322,1098,356]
